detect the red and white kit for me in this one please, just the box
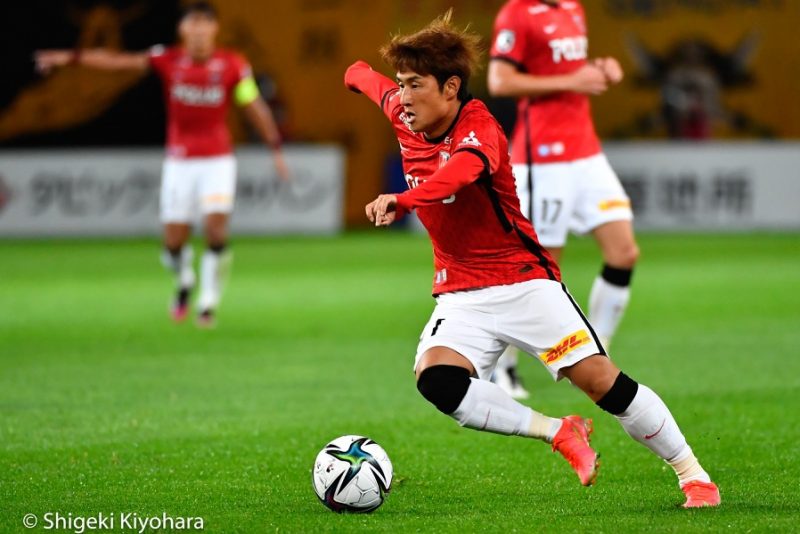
[149,46,251,222]
[345,61,605,380]
[491,0,632,246]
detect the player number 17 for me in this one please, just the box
[541,199,563,224]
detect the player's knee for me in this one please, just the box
[605,243,639,271]
[596,371,639,415]
[416,365,471,415]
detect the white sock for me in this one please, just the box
[161,245,195,289]
[451,378,561,442]
[588,275,630,346]
[496,346,518,371]
[616,384,711,484]
[198,248,231,311]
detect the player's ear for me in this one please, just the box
[444,76,460,100]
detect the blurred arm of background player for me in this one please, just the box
[487,56,624,98]
[239,94,289,181]
[34,48,290,181]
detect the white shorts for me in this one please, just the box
[160,155,237,223]
[414,279,606,381]
[512,153,632,248]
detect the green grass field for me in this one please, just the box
[2,232,799,533]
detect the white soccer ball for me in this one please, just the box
[312,435,393,513]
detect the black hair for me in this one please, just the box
[181,1,218,20]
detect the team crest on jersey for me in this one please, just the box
[439,150,451,168]
[495,29,516,53]
[458,131,481,147]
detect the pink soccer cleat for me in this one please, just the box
[681,480,721,508]
[170,287,191,322]
[552,415,599,486]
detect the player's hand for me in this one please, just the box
[34,50,74,74]
[365,194,398,227]
[594,57,624,85]
[273,151,290,182]
[570,64,608,95]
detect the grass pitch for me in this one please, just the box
[1,232,799,533]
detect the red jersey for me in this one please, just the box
[345,61,560,295]
[491,0,601,164]
[149,46,251,158]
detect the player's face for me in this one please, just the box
[179,13,219,59]
[396,71,458,137]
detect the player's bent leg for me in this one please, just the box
[197,212,232,327]
[415,347,597,485]
[562,355,720,506]
[589,220,639,348]
[161,223,194,322]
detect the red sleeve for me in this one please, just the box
[395,151,487,211]
[344,61,400,119]
[230,52,253,82]
[490,4,529,72]
[148,45,171,78]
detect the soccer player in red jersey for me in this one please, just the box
[346,11,719,508]
[35,2,287,327]
[487,0,638,398]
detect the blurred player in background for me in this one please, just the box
[35,1,288,327]
[487,0,638,398]
[346,11,719,508]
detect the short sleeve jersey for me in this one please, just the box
[345,62,561,295]
[491,0,601,164]
[149,46,252,158]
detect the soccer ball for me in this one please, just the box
[312,435,393,513]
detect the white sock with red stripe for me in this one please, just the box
[616,384,711,484]
[452,378,561,442]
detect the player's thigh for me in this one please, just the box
[530,162,577,248]
[499,279,605,381]
[198,155,237,217]
[414,301,506,381]
[570,154,633,237]
[160,158,196,224]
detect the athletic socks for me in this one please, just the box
[588,264,633,347]
[451,378,561,442]
[198,245,231,311]
[599,376,711,486]
[161,245,195,289]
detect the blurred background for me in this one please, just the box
[1,0,799,235]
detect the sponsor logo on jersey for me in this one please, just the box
[495,29,516,53]
[537,142,565,157]
[172,84,224,106]
[399,112,413,131]
[540,330,591,364]
[459,131,481,147]
[549,36,588,63]
[598,199,631,211]
[435,269,447,285]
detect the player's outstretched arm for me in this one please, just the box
[35,49,149,74]
[487,59,610,98]
[344,61,399,116]
[241,96,289,181]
